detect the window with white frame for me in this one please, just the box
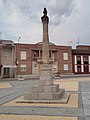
[64,64,69,70]
[63,52,68,60]
[21,51,26,60]
[20,64,27,71]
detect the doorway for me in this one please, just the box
[3,68,10,78]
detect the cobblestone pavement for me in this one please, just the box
[0,77,90,119]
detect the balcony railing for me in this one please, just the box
[32,57,56,62]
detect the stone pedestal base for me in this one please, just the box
[17,93,70,104]
[24,64,66,102]
[24,89,65,100]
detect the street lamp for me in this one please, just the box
[18,37,21,43]
[16,37,21,79]
[68,41,73,46]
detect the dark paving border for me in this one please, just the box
[78,82,85,120]
[0,106,83,117]
[0,92,23,106]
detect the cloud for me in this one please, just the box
[0,21,41,44]
[47,0,75,26]
[1,0,90,48]
[1,0,42,23]
[1,0,75,25]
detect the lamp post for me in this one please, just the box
[18,37,21,43]
[68,41,73,46]
[15,37,21,78]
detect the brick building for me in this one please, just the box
[15,42,73,78]
[72,45,90,74]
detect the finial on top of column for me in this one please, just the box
[41,8,49,23]
[43,8,47,16]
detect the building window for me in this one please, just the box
[77,56,81,64]
[84,65,89,73]
[77,66,81,72]
[20,64,27,71]
[64,64,68,70]
[83,56,88,64]
[63,52,68,60]
[21,51,26,60]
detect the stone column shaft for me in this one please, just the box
[41,8,49,64]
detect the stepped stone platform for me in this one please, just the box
[18,64,70,104]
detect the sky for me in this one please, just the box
[0,0,90,48]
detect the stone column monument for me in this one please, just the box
[23,8,69,103]
[41,8,49,64]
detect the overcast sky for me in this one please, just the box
[0,0,90,48]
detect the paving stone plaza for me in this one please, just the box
[0,76,90,120]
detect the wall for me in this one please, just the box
[15,43,73,78]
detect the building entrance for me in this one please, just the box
[3,68,10,78]
[32,61,40,75]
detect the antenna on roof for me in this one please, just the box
[77,37,79,45]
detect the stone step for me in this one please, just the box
[53,89,65,100]
[17,92,70,104]
[24,89,65,100]
[31,86,44,93]
[24,92,39,100]
[44,84,59,93]
[39,93,53,100]
[30,84,59,93]
[39,89,65,100]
